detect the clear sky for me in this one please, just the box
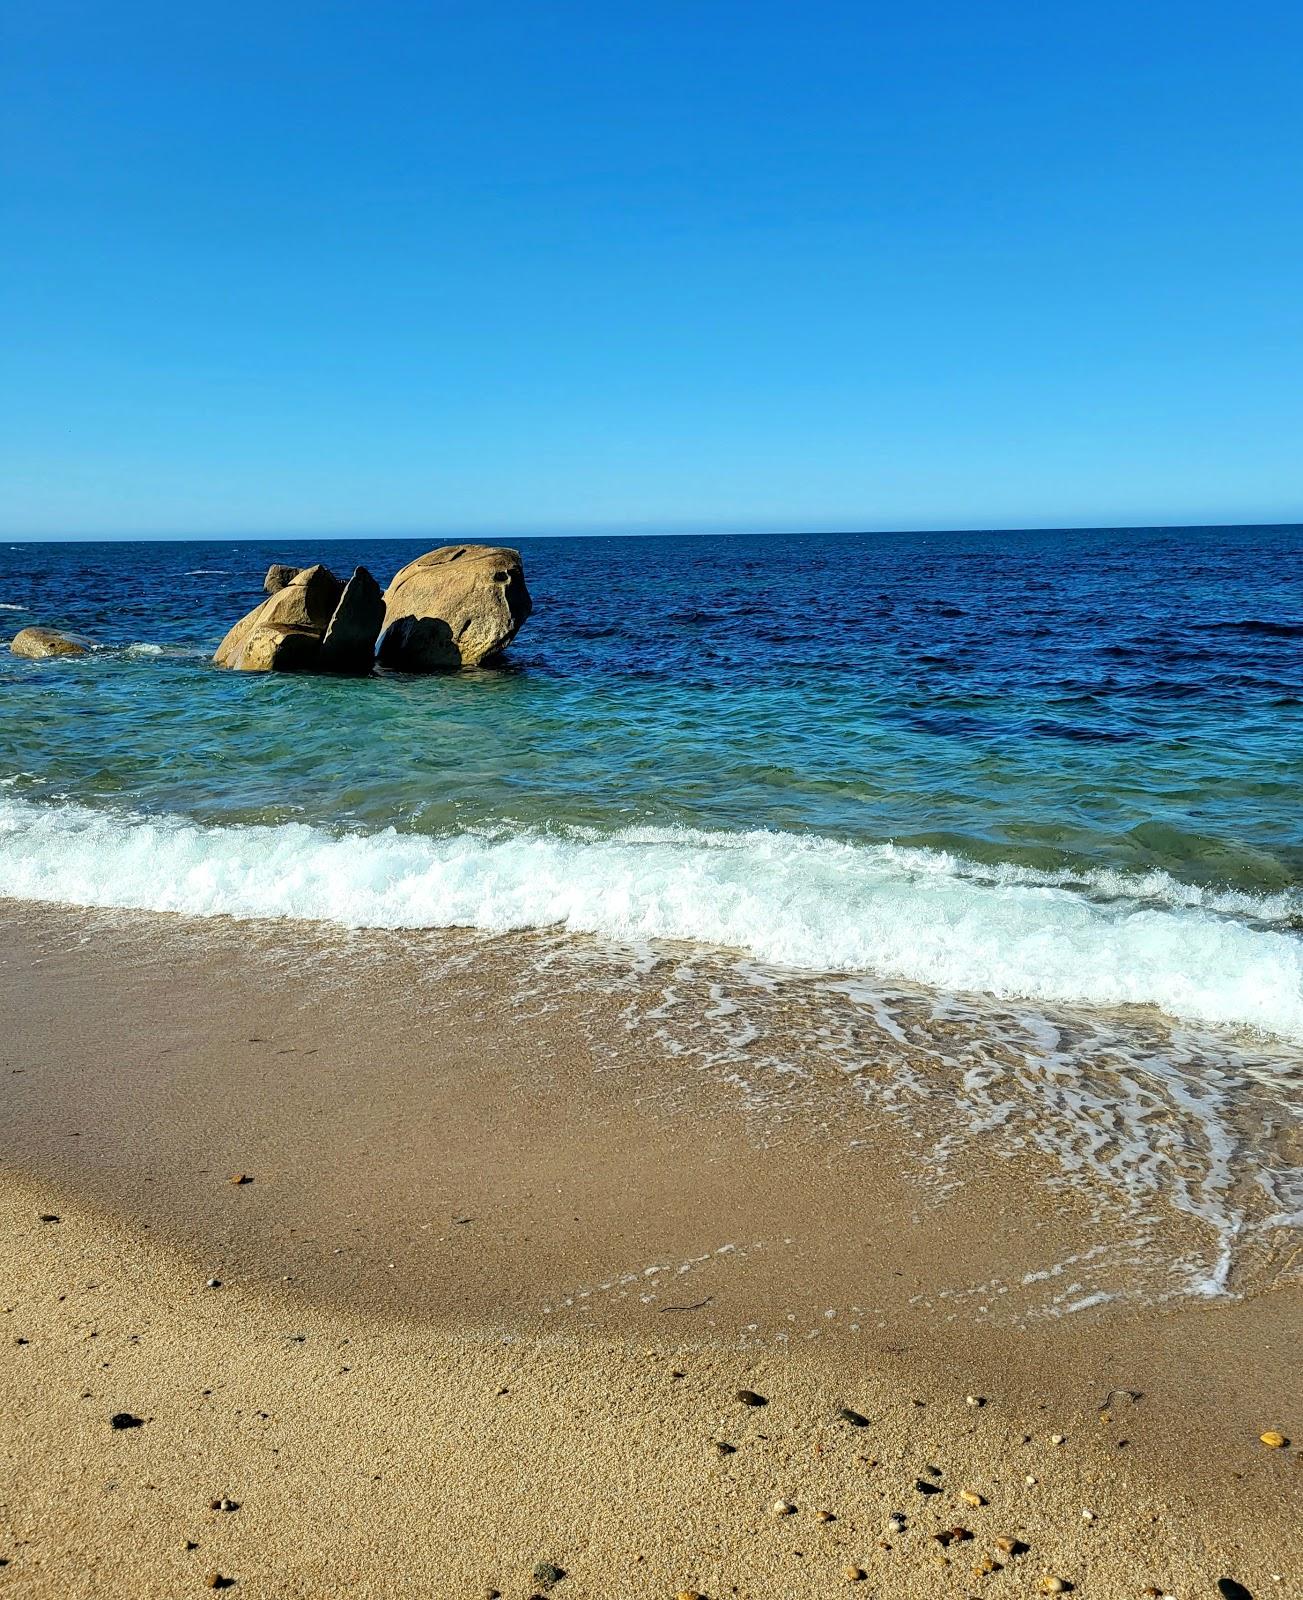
[3,0,1302,539]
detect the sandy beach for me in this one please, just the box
[1,898,1297,1598]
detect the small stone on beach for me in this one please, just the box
[1259,1430,1288,1448]
[771,1499,796,1516]
[959,1489,985,1507]
[736,1388,768,1407]
[228,1174,252,1185]
[532,1562,565,1587]
[109,1412,144,1430]
[205,1279,222,1290]
[1038,1577,1071,1594]
[38,1213,60,1223]
[843,1567,866,1582]
[994,1536,1023,1555]
[814,1509,835,1522]
[837,1406,870,1427]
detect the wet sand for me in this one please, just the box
[1,899,1298,1597]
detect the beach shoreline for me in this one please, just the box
[1,898,1298,1596]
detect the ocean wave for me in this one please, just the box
[0,797,1299,1039]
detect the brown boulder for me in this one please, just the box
[214,564,342,671]
[264,563,301,594]
[10,626,91,660]
[378,545,532,671]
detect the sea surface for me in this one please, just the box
[2,525,1301,1308]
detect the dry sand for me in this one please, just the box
[1,900,1298,1598]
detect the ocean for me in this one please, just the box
[2,524,1301,1307]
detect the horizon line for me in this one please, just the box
[4,517,1302,545]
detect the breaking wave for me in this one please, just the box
[0,796,1300,1040]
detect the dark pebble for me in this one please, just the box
[38,1214,60,1223]
[837,1406,870,1427]
[110,1412,145,1430]
[735,1389,768,1407]
[533,1562,566,1587]
[914,1478,943,1494]
[1217,1583,1254,1600]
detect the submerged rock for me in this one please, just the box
[378,544,532,671]
[10,626,91,659]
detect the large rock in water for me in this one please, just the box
[10,626,91,659]
[378,545,532,670]
[213,564,384,674]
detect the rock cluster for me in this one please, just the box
[214,564,383,675]
[213,545,532,675]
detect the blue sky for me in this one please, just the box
[3,1,1301,538]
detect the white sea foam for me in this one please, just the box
[0,797,1300,1040]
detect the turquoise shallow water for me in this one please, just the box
[0,525,1300,1036]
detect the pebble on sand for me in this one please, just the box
[959,1489,985,1507]
[109,1412,145,1430]
[228,1174,253,1186]
[1037,1577,1071,1594]
[532,1562,566,1587]
[814,1509,836,1522]
[676,1591,705,1600]
[1259,1430,1288,1448]
[843,1566,867,1582]
[994,1536,1024,1555]
[735,1389,768,1407]
[771,1499,796,1516]
[837,1406,870,1427]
